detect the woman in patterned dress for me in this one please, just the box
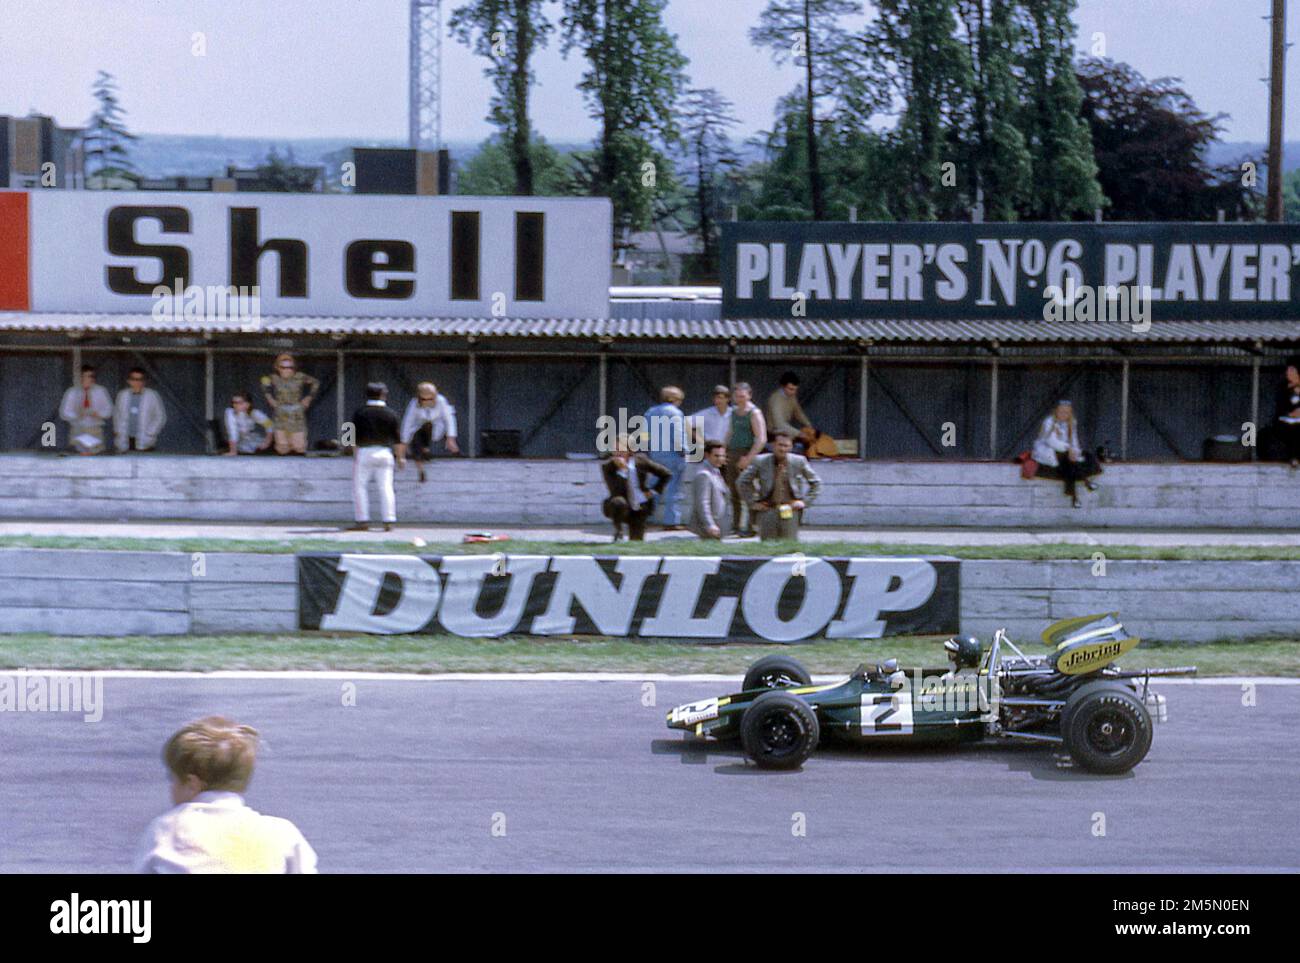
[260,353,320,455]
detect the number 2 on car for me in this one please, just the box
[860,692,914,735]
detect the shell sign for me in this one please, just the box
[0,189,612,319]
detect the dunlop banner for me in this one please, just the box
[721,221,1300,321]
[297,554,959,642]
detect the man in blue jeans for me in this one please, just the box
[644,385,688,531]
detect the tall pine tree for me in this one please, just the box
[1015,0,1102,219]
[84,70,137,188]
[449,0,554,195]
[750,0,865,221]
[561,0,687,239]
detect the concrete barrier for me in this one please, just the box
[0,453,1297,529]
[0,548,1292,643]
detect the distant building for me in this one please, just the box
[137,164,325,193]
[348,147,449,195]
[615,229,702,285]
[0,113,85,189]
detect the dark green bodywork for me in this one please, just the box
[666,664,988,745]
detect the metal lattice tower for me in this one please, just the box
[408,0,442,150]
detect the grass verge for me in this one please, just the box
[0,633,1295,676]
[2,534,1300,561]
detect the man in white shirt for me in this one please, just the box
[113,368,167,452]
[399,381,459,483]
[135,716,317,874]
[688,384,732,450]
[59,365,114,454]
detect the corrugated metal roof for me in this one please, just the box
[0,312,1297,343]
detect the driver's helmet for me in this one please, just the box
[944,635,983,670]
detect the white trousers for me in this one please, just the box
[353,446,396,522]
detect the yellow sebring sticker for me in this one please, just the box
[1055,636,1139,675]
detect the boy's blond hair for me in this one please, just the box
[163,716,259,792]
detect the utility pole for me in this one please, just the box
[409,0,442,150]
[1267,0,1287,221]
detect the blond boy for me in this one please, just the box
[135,716,317,874]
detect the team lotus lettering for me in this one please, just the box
[721,223,1300,321]
[297,554,960,642]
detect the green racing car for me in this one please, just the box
[665,613,1195,774]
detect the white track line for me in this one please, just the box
[0,669,1294,684]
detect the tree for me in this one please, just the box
[84,70,138,188]
[449,0,554,195]
[1015,0,1103,219]
[561,0,689,240]
[675,88,740,280]
[954,0,1032,219]
[1078,58,1261,221]
[750,0,866,221]
[257,147,320,192]
[456,134,574,195]
[869,0,973,220]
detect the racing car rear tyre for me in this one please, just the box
[743,655,812,692]
[1062,685,1152,774]
[1059,680,1139,735]
[740,691,820,770]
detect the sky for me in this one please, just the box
[0,0,1294,144]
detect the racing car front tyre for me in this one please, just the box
[1061,685,1152,774]
[742,655,812,691]
[740,691,820,770]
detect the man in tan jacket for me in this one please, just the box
[736,430,821,541]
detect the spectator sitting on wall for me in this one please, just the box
[723,382,767,537]
[601,435,670,542]
[113,368,167,453]
[766,370,814,440]
[261,353,319,455]
[644,386,688,531]
[690,440,729,540]
[737,429,822,542]
[1276,356,1300,470]
[59,365,114,455]
[399,381,459,483]
[1031,400,1101,508]
[223,392,274,455]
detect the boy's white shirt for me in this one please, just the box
[135,790,317,874]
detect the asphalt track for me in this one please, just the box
[2,675,1297,873]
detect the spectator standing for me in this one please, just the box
[346,382,404,532]
[223,392,273,455]
[1031,400,1100,508]
[690,441,729,540]
[59,365,113,455]
[737,430,822,541]
[766,370,813,437]
[1275,357,1300,469]
[723,382,767,537]
[644,386,688,530]
[135,716,317,874]
[601,436,670,541]
[261,353,319,455]
[688,385,732,449]
[113,368,167,452]
[399,381,459,483]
